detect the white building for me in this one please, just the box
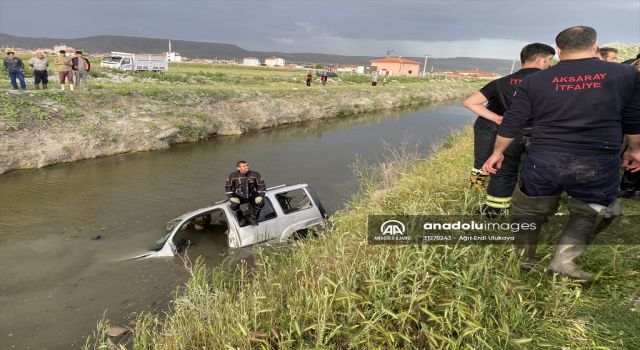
[357,65,377,74]
[243,57,261,66]
[337,65,358,74]
[54,43,75,53]
[166,40,182,62]
[265,56,285,67]
[166,51,182,62]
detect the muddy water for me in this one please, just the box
[0,103,473,349]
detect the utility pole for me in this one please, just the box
[386,49,395,58]
[510,58,516,74]
[422,52,430,77]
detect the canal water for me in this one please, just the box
[0,102,473,349]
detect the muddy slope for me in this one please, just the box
[0,84,476,174]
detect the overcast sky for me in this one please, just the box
[1,0,638,59]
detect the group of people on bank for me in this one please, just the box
[463,26,640,282]
[303,71,386,87]
[3,49,91,91]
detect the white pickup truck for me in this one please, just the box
[136,184,326,259]
[100,51,168,72]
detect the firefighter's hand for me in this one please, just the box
[229,197,240,204]
[623,149,640,173]
[483,153,504,174]
[255,196,263,204]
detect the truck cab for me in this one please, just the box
[100,54,132,71]
[136,184,326,259]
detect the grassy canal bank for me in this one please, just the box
[85,129,640,349]
[0,64,482,174]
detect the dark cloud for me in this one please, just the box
[1,0,638,58]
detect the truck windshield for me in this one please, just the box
[103,56,122,63]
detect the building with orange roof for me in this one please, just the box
[369,57,421,77]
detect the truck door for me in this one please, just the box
[121,58,133,71]
[272,188,321,241]
[231,198,279,246]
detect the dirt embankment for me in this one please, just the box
[0,83,477,174]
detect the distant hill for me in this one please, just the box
[0,33,519,74]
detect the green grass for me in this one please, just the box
[0,94,31,119]
[83,129,640,349]
[174,123,207,140]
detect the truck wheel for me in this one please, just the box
[290,228,309,241]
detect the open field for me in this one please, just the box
[84,128,640,349]
[0,61,484,174]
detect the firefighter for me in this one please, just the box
[464,43,555,217]
[483,26,640,281]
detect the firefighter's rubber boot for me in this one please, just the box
[60,84,65,91]
[470,168,488,190]
[511,184,561,272]
[35,83,40,90]
[42,83,47,90]
[69,83,74,91]
[547,198,620,282]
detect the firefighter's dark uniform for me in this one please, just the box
[472,68,541,213]
[499,57,640,280]
[225,170,266,225]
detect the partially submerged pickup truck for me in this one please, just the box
[136,184,326,258]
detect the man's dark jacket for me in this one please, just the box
[71,57,91,71]
[225,170,266,199]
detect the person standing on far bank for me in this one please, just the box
[321,72,328,86]
[54,50,74,91]
[306,71,313,87]
[72,50,91,90]
[29,51,49,90]
[3,50,27,91]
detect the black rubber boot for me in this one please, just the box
[249,202,264,226]
[511,184,561,272]
[547,198,620,282]
[232,208,247,226]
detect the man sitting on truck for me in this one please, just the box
[225,161,266,226]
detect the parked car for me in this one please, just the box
[133,184,326,259]
[316,71,338,77]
